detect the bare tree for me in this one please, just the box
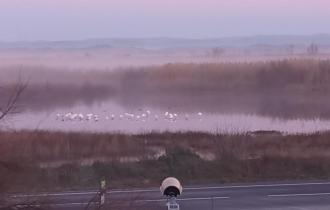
[0,80,26,206]
[0,78,28,122]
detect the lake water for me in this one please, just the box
[2,55,330,134]
[4,100,330,134]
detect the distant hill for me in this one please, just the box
[1,34,330,49]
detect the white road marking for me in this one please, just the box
[11,181,330,198]
[186,182,330,191]
[137,199,166,202]
[268,192,330,197]
[109,189,158,193]
[9,197,230,207]
[110,181,330,194]
[9,202,98,207]
[50,202,97,206]
[178,196,230,201]
[131,196,230,203]
[11,191,98,198]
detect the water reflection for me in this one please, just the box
[7,100,330,134]
[3,60,330,133]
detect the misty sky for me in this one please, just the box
[1,0,330,41]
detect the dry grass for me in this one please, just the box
[1,59,330,118]
[1,130,330,193]
[2,131,330,163]
[117,59,330,118]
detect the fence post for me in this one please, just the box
[100,178,106,207]
[211,197,214,210]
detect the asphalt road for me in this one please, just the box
[7,181,330,210]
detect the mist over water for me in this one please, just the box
[7,100,330,134]
[1,53,330,134]
[3,2,330,206]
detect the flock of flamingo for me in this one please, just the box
[55,110,203,123]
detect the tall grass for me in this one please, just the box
[2,131,330,163]
[1,131,330,192]
[1,59,330,118]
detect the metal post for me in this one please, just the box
[211,197,214,210]
[166,197,180,210]
[100,178,106,207]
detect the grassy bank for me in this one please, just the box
[1,130,330,193]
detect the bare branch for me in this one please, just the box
[0,77,28,121]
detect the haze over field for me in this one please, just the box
[3,1,330,210]
[0,0,329,134]
[1,59,330,134]
[1,0,330,41]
